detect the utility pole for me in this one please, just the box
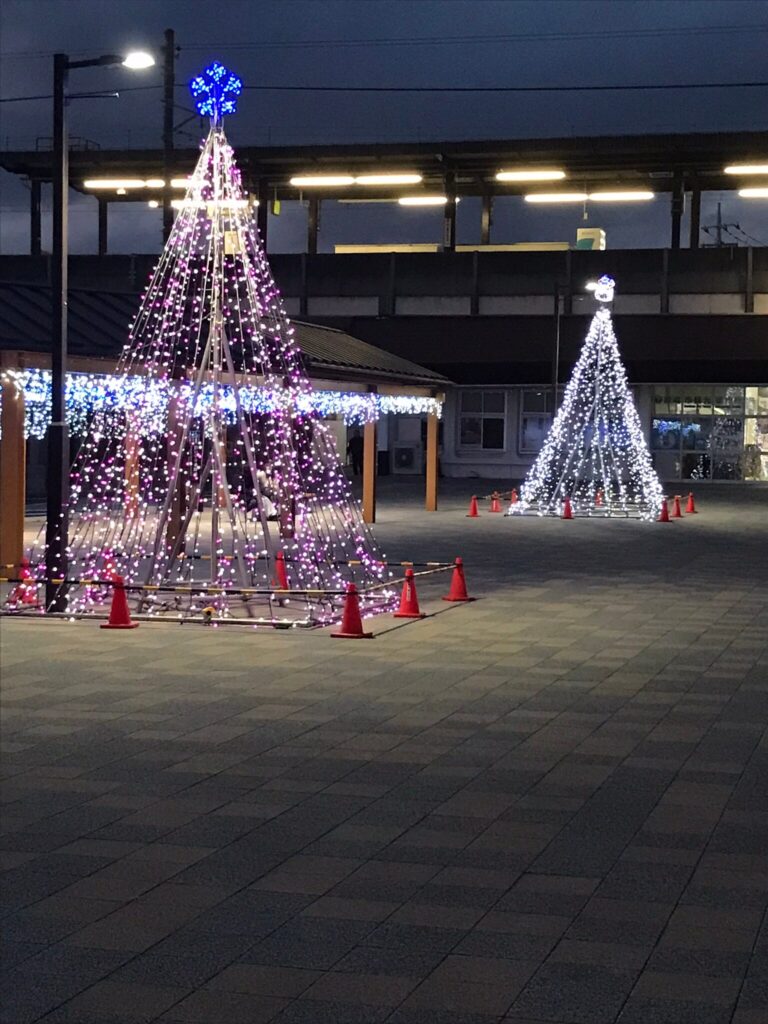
[162,28,176,244]
[701,202,740,248]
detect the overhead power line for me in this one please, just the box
[4,80,768,104]
[238,81,768,94]
[183,23,768,50]
[3,22,768,59]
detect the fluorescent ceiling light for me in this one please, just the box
[147,200,159,208]
[172,198,254,209]
[589,190,654,201]
[725,164,768,175]
[144,178,165,188]
[84,178,149,189]
[739,187,768,198]
[122,51,155,70]
[355,173,423,185]
[290,175,355,187]
[170,178,193,188]
[398,195,451,206]
[496,169,565,182]
[525,192,587,203]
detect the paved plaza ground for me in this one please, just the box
[1,481,767,1024]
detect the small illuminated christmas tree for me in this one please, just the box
[510,275,663,519]
[31,62,393,624]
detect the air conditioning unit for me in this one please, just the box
[392,444,422,474]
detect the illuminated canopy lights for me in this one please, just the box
[589,190,655,202]
[290,175,355,187]
[525,190,654,203]
[398,195,453,206]
[725,164,768,175]
[525,192,587,203]
[496,169,566,182]
[355,173,423,185]
[84,178,150,190]
[2,369,443,439]
[739,187,768,198]
[290,173,424,188]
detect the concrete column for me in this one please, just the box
[30,180,42,257]
[98,199,108,257]
[689,181,701,249]
[362,419,377,524]
[670,172,684,250]
[307,197,319,255]
[425,411,439,512]
[443,171,457,252]
[480,194,493,244]
[0,370,26,569]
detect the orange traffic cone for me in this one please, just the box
[672,495,683,518]
[272,550,289,590]
[100,575,139,629]
[562,496,574,520]
[686,492,697,514]
[7,558,40,608]
[489,492,502,513]
[331,583,373,638]
[393,568,426,619]
[442,557,474,602]
[658,497,671,523]
[509,488,518,505]
[466,495,480,518]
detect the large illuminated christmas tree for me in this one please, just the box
[33,62,392,624]
[509,275,663,520]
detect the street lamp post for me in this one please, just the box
[45,50,154,611]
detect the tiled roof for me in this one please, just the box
[0,283,448,387]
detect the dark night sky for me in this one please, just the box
[1,0,767,254]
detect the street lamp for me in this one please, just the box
[46,49,155,611]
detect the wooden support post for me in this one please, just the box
[124,416,140,518]
[425,410,439,512]
[362,419,377,524]
[0,370,26,568]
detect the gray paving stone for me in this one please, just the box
[3,484,767,1024]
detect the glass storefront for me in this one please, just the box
[652,386,768,481]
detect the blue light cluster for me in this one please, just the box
[189,62,242,121]
[1,369,443,439]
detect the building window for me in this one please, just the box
[519,388,555,453]
[459,390,506,450]
[651,385,768,481]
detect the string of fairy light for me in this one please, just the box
[510,275,664,520]
[25,61,399,624]
[1,369,442,440]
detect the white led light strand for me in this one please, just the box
[509,275,663,520]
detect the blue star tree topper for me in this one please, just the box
[189,62,243,122]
